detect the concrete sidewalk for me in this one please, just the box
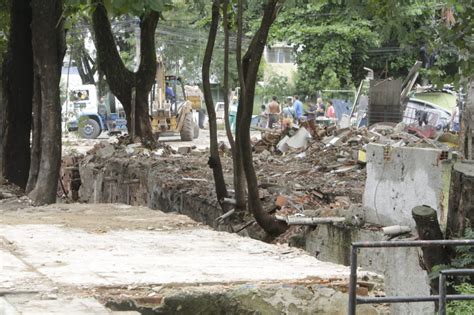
[0,203,375,314]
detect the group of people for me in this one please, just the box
[260,95,337,129]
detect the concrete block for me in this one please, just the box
[287,127,311,149]
[363,143,452,228]
[177,146,192,155]
[304,224,434,314]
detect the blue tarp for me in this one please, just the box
[330,99,352,120]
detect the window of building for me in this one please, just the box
[265,47,295,64]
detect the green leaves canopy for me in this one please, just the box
[271,0,462,94]
[66,0,172,16]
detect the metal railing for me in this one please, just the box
[348,239,474,315]
[439,269,474,315]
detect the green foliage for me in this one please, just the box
[271,0,462,93]
[320,68,341,90]
[431,228,474,280]
[0,0,10,65]
[272,1,379,93]
[65,0,173,15]
[431,228,474,314]
[451,228,474,269]
[434,1,473,85]
[104,0,172,15]
[448,283,474,315]
[263,72,294,102]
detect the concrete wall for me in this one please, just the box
[305,225,434,314]
[363,143,453,228]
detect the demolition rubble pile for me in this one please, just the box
[62,121,457,241]
[251,122,455,227]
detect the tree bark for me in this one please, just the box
[236,0,288,236]
[91,0,157,147]
[461,80,474,159]
[446,161,474,239]
[412,206,450,269]
[25,71,42,194]
[202,0,229,207]
[1,0,33,189]
[222,0,235,152]
[27,0,65,204]
[412,205,451,294]
[0,65,4,183]
[233,0,247,212]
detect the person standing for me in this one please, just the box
[293,95,303,120]
[450,104,460,132]
[258,104,268,128]
[283,97,295,119]
[315,97,326,117]
[326,100,337,120]
[267,96,281,128]
[306,100,318,121]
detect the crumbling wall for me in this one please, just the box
[304,225,434,314]
[79,156,227,230]
[363,143,453,228]
[104,282,383,315]
[305,225,385,273]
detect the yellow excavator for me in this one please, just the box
[150,58,201,140]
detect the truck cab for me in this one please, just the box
[64,84,127,139]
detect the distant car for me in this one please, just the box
[403,98,451,130]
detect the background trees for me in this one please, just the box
[272,0,461,94]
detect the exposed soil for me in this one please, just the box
[0,203,200,233]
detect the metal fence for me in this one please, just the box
[403,105,441,126]
[348,239,474,315]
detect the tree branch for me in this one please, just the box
[137,11,159,84]
[91,0,133,97]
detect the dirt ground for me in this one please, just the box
[59,126,368,242]
[0,203,200,233]
[62,128,258,155]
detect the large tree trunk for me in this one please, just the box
[222,0,234,152]
[461,80,474,159]
[222,0,246,214]
[25,71,42,194]
[1,0,33,189]
[446,161,474,239]
[27,0,65,205]
[91,0,157,147]
[0,63,4,183]
[236,0,288,236]
[202,0,229,207]
[412,206,450,293]
[233,0,247,212]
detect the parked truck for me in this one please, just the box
[63,84,127,139]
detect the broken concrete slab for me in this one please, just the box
[286,127,311,149]
[1,295,116,315]
[0,203,383,314]
[177,146,192,155]
[276,135,290,152]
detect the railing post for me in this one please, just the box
[348,245,358,315]
[439,272,447,315]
